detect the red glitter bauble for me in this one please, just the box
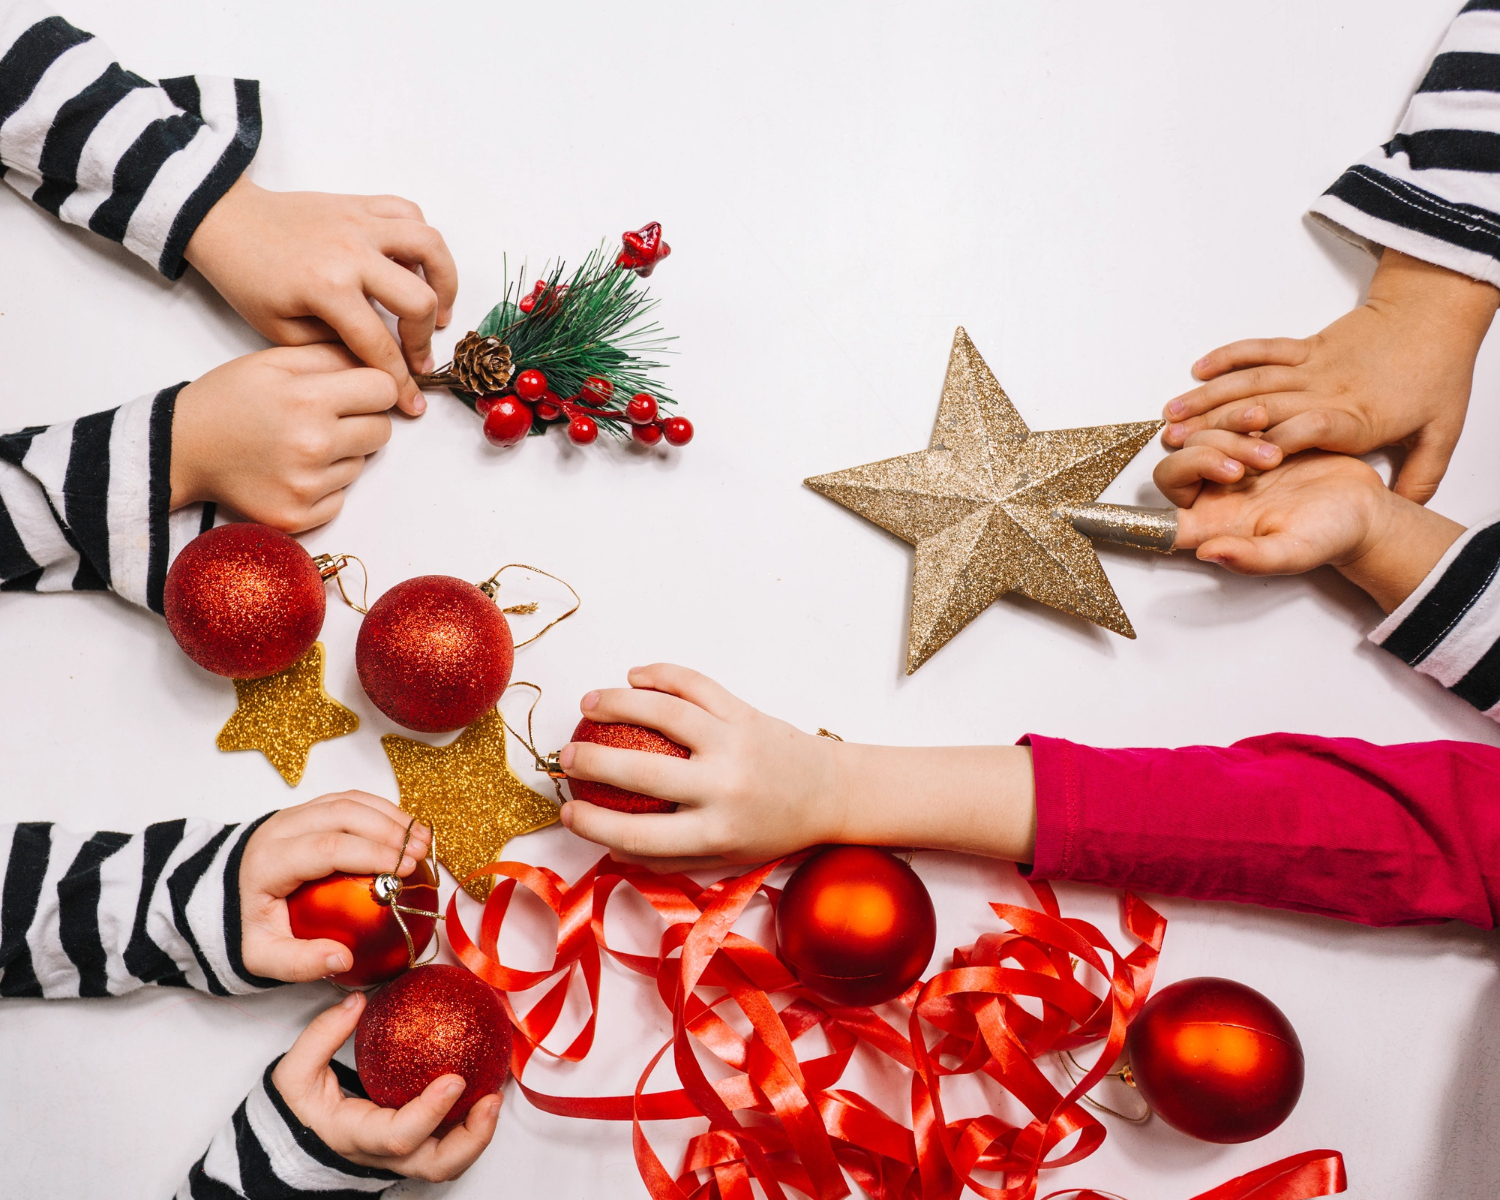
[567,718,688,814]
[663,416,694,446]
[513,368,548,402]
[775,846,936,1007]
[163,523,325,679]
[356,964,512,1130]
[483,398,533,447]
[356,576,514,733]
[567,414,599,445]
[634,423,663,446]
[286,858,438,987]
[1126,976,1304,1143]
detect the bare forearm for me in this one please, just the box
[1335,487,1465,614]
[828,742,1038,861]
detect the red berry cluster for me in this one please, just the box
[476,369,693,449]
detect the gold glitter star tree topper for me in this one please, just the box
[805,328,1168,673]
[382,709,559,900]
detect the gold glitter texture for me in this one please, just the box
[381,708,558,901]
[216,642,359,785]
[805,327,1163,673]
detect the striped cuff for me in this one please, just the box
[179,1061,401,1199]
[1370,514,1500,720]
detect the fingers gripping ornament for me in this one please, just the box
[163,523,362,784]
[414,221,693,451]
[564,718,690,814]
[287,818,441,987]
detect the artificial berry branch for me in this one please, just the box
[415,223,691,451]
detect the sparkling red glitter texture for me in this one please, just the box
[286,858,438,987]
[356,964,512,1130]
[567,718,688,814]
[1127,976,1305,1143]
[163,523,326,679]
[775,845,937,1006]
[356,575,514,733]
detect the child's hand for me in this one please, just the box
[272,992,501,1180]
[1167,445,1465,612]
[240,792,430,983]
[558,665,845,872]
[170,344,396,532]
[1161,250,1498,504]
[185,178,458,416]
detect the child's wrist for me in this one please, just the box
[1370,249,1499,345]
[1337,485,1465,613]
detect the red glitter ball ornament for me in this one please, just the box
[663,416,694,446]
[775,846,936,1007]
[356,964,512,1131]
[1126,976,1304,1144]
[483,398,533,448]
[163,523,325,679]
[287,858,438,987]
[356,576,514,733]
[567,718,688,814]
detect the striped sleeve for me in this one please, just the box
[0,815,283,998]
[0,385,214,612]
[0,1,260,278]
[1310,0,1500,286]
[1370,513,1500,720]
[178,1061,401,1200]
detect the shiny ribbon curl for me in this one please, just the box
[446,856,1345,1200]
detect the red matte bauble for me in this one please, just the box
[287,859,438,987]
[513,368,548,402]
[634,422,663,446]
[567,414,599,445]
[356,576,514,732]
[1126,976,1304,1144]
[356,964,512,1130]
[163,523,325,679]
[663,416,694,446]
[627,393,659,424]
[775,846,936,1007]
[482,398,533,447]
[567,718,688,814]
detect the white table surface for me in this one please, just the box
[2,2,1497,1196]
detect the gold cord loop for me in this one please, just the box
[381,817,444,972]
[1055,1049,1150,1124]
[313,553,371,615]
[477,564,581,647]
[500,681,568,803]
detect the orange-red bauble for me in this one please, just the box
[163,523,325,678]
[775,846,936,1007]
[356,964,512,1130]
[1126,976,1304,1144]
[285,859,438,988]
[355,576,514,732]
[567,718,688,814]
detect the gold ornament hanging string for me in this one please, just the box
[374,817,445,972]
[478,563,581,646]
[313,553,371,614]
[501,681,568,802]
[1055,1048,1150,1124]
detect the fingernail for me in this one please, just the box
[1168,423,1186,441]
[1168,399,1186,417]
[444,1078,465,1098]
[1193,356,1210,373]
[559,744,576,770]
[420,353,436,373]
[400,854,417,873]
[340,987,360,1006]
[411,395,427,415]
[1202,554,1228,565]
[1256,444,1277,461]
[1222,459,1241,474]
[581,690,600,712]
[559,802,573,828]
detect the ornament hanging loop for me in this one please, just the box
[478,564,581,648]
[313,553,370,614]
[379,818,444,972]
[1056,1049,1151,1124]
[501,681,568,802]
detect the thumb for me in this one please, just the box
[258,933,354,984]
[1393,433,1454,506]
[1195,533,1306,576]
[280,992,365,1089]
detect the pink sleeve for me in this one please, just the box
[1023,733,1500,928]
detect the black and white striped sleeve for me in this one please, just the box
[0,0,260,278]
[179,1060,402,1200]
[1370,515,1500,720]
[0,815,283,998]
[0,385,213,612]
[1310,1,1500,286]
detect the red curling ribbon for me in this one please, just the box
[448,857,1344,1200]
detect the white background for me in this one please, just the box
[1,2,1497,1197]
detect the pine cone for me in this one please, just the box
[448,333,514,395]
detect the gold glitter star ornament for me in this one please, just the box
[381,709,559,900]
[216,642,359,785]
[805,328,1164,673]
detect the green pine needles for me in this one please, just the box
[471,244,677,436]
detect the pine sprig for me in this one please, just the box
[469,244,676,436]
